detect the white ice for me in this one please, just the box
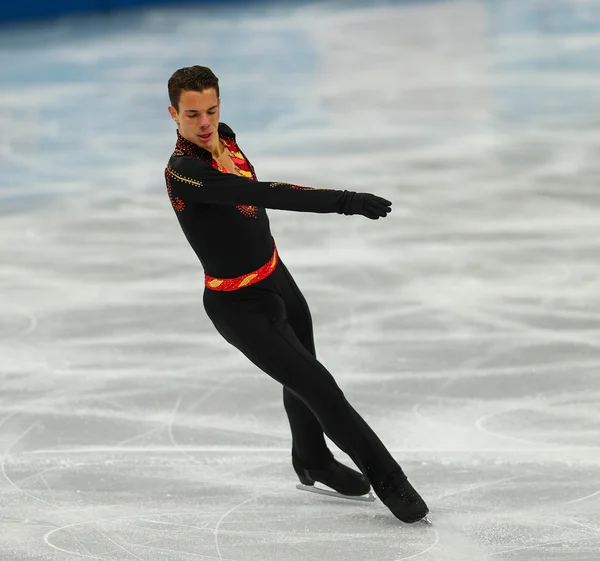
[1,0,600,559]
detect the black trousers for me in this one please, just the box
[203,259,401,484]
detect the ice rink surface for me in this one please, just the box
[2,0,600,559]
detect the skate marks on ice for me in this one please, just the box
[4,435,600,560]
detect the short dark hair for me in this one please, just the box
[168,65,220,111]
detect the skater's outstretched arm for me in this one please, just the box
[166,155,392,219]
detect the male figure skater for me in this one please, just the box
[164,65,429,524]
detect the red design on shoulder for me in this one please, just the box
[165,168,184,212]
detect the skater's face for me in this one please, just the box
[168,88,221,153]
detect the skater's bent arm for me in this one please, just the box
[166,155,344,213]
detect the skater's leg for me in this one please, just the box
[204,286,398,484]
[277,261,331,466]
[283,388,332,466]
[204,283,429,523]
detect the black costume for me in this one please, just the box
[164,123,428,523]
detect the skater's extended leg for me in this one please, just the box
[204,288,389,472]
[204,283,428,522]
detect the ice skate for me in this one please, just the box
[375,470,430,524]
[293,455,375,501]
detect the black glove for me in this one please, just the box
[335,190,392,219]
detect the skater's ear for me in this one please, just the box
[168,105,179,125]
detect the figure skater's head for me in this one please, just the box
[168,66,221,153]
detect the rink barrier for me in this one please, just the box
[0,0,253,25]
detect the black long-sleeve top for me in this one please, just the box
[165,123,345,278]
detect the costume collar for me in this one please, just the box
[175,124,237,163]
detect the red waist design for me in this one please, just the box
[204,245,279,291]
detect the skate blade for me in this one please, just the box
[416,516,432,526]
[296,483,377,502]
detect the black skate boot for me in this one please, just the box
[375,470,429,524]
[292,454,371,497]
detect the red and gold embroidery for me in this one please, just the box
[228,149,253,179]
[171,130,264,219]
[166,165,203,188]
[205,245,278,291]
[165,168,184,212]
[175,134,211,161]
[218,137,259,219]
